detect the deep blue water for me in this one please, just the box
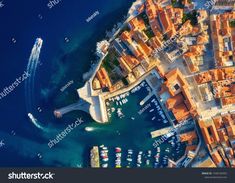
[0,0,135,167]
[0,0,186,167]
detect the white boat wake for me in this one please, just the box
[25,38,43,112]
[24,38,47,131]
[27,113,44,130]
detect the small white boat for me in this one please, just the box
[102,164,108,168]
[146,159,150,166]
[163,120,168,124]
[103,158,109,162]
[128,151,133,155]
[127,158,132,162]
[85,127,94,132]
[157,147,161,153]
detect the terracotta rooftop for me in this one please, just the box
[161,69,197,122]
[96,67,112,90]
[179,131,197,144]
[199,120,220,145]
[129,17,146,31]
[210,12,235,66]
[211,150,223,166]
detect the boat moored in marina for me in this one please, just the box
[115,147,122,168]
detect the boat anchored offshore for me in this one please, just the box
[115,147,122,168]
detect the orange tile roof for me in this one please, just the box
[149,36,163,49]
[197,34,209,45]
[137,4,145,14]
[155,65,165,77]
[209,125,220,143]
[161,69,197,122]
[145,0,159,20]
[179,20,193,36]
[217,129,229,142]
[166,93,184,109]
[182,88,196,112]
[179,131,197,144]
[185,145,197,153]
[210,12,235,66]
[129,17,146,31]
[221,96,235,106]
[121,55,140,69]
[199,120,220,145]
[212,116,223,129]
[96,67,112,89]
[195,67,235,84]
[164,68,189,96]
[172,103,191,122]
[118,57,132,74]
[120,30,151,60]
[222,114,233,125]
[226,125,235,137]
[158,9,175,35]
[211,150,223,165]
[120,31,132,43]
[139,41,153,56]
[165,6,183,28]
[183,52,199,73]
[201,127,213,145]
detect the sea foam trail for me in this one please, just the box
[28,113,49,132]
[25,38,43,111]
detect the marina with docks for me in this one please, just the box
[88,80,187,168]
